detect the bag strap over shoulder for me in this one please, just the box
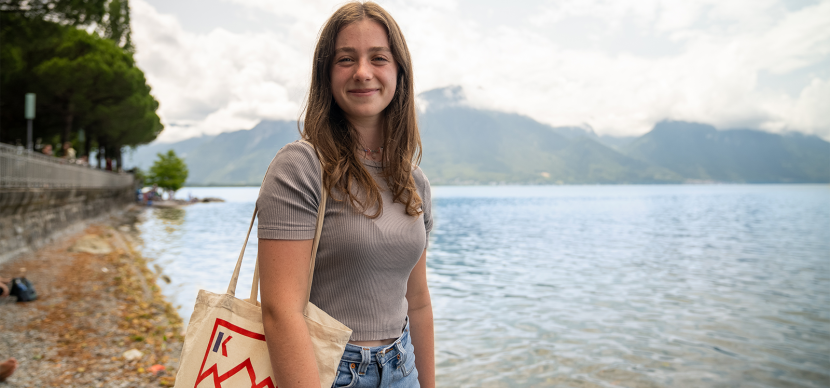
[226,139,326,305]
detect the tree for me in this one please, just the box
[48,24,160,166]
[0,13,74,144]
[0,0,108,27]
[0,6,161,159]
[104,0,131,51]
[148,150,188,197]
[33,27,161,150]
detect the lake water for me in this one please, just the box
[135,185,830,387]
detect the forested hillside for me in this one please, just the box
[624,121,830,183]
[126,87,830,185]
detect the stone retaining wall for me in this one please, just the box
[0,186,134,263]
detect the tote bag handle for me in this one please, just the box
[225,140,326,304]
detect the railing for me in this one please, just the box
[0,142,134,189]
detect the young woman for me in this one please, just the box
[256,2,434,387]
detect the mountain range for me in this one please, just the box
[126,87,830,185]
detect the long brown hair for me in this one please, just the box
[301,1,422,218]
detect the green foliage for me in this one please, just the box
[0,0,108,27]
[1,0,132,48]
[104,0,132,51]
[34,27,160,139]
[0,5,160,151]
[148,150,188,193]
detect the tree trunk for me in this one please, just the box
[115,146,123,172]
[84,133,91,158]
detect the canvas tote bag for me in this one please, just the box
[174,146,352,388]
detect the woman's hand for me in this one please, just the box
[406,249,435,388]
[259,238,320,388]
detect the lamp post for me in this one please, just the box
[25,93,36,152]
[78,129,86,156]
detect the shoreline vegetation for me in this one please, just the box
[0,206,183,387]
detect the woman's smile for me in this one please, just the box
[348,88,380,97]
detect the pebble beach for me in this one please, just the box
[0,207,184,387]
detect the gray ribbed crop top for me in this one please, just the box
[256,141,433,341]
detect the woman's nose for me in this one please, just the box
[353,58,373,81]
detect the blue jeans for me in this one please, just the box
[332,320,419,388]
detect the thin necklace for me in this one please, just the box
[362,146,383,156]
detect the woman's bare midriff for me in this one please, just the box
[349,338,396,347]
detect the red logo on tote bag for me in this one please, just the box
[194,319,276,388]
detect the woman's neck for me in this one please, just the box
[348,116,384,157]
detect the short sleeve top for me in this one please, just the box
[256,141,433,341]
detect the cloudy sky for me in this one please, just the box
[132,0,830,142]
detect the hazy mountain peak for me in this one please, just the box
[553,126,598,139]
[417,86,467,112]
[652,120,717,134]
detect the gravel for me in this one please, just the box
[0,209,183,387]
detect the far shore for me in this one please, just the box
[145,197,224,208]
[179,182,830,187]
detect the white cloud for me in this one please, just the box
[789,78,830,133]
[132,0,308,142]
[133,0,830,142]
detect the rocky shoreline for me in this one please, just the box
[0,206,184,387]
[146,197,225,209]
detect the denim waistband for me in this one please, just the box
[339,318,411,372]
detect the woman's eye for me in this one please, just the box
[373,57,389,63]
[337,57,354,63]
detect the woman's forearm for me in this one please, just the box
[259,238,320,388]
[263,309,320,388]
[406,248,436,387]
[409,298,435,388]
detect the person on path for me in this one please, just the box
[257,2,434,387]
[63,142,76,160]
[0,277,18,382]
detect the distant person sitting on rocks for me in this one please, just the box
[42,144,53,156]
[0,276,10,298]
[0,357,17,382]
